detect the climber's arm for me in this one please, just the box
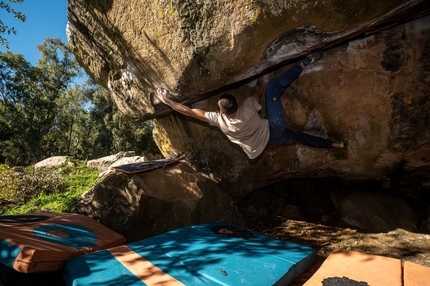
[252,78,265,104]
[156,88,208,122]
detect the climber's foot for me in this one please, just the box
[302,50,324,67]
[332,141,346,149]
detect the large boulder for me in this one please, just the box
[67,1,430,201]
[72,161,245,241]
[153,15,430,200]
[67,0,429,121]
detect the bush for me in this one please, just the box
[4,160,100,215]
[0,164,19,205]
[16,168,66,202]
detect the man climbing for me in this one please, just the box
[156,51,345,159]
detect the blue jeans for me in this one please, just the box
[266,65,332,148]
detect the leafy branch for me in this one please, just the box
[0,0,26,49]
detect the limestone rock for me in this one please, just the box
[67,0,428,121]
[72,161,245,241]
[34,156,70,169]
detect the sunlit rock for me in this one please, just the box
[67,1,430,200]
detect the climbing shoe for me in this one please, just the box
[333,141,346,149]
[302,50,324,66]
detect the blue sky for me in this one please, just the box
[0,0,68,65]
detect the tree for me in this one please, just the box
[88,81,160,159]
[0,0,26,49]
[44,85,90,157]
[0,51,34,164]
[1,37,160,165]
[0,38,81,165]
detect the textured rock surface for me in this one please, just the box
[154,15,430,200]
[67,1,430,200]
[72,161,245,241]
[67,0,428,121]
[331,187,419,232]
[86,151,138,170]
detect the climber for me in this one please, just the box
[155,51,345,160]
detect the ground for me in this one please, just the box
[3,216,429,286]
[238,179,430,285]
[250,218,430,285]
[1,179,429,285]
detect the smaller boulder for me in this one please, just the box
[34,156,70,169]
[86,151,139,171]
[331,187,419,233]
[109,156,146,169]
[73,161,245,241]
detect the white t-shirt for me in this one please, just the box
[205,97,270,159]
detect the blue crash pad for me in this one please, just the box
[63,221,315,285]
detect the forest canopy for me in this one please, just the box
[0,38,160,166]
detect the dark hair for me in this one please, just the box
[218,93,238,115]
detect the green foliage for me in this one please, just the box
[4,160,101,214]
[0,38,82,164]
[87,82,160,158]
[16,167,65,202]
[0,163,18,205]
[44,83,92,158]
[0,38,160,166]
[0,0,26,49]
[338,241,351,251]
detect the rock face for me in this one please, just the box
[67,0,428,121]
[154,15,430,200]
[67,1,430,201]
[72,161,245,241]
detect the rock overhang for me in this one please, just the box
[66,0,429,122]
